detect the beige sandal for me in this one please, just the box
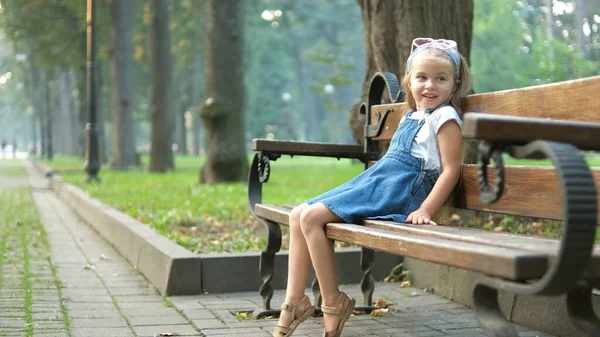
[273,295,316,337]
[321,291,356,337]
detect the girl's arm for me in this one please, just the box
[406,120,463,225]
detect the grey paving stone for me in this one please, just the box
[113,295,165,303]
[31,321,67,330]
[133,324,200,336]
[68,309,124,319]
[200,327,268,336]
[120,307,181,317]
[31,312,63,321]
[70,327,134,337]
[129,315,190,326]
[70,317,129,328]
[0,318,27,328]
[192,318,227,329]
[33,332,69,337]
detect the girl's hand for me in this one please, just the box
[406,208,437,225]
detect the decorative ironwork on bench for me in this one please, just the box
[474,139,599,337]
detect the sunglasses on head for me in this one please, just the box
[411,38,458,53]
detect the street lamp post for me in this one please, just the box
[84,0,100,182]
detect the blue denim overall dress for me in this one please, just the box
[306,109,439,224]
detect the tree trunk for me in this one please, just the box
[56,70,79,156]
[67,70,82,156]
[546,0,555,39]
[200,0,248,183]
[51,71,65,155]
[175,79,188,155]
[109,0,138,169]
[191,55,203,155]
[575,0,586,59]
[44,71,53,161]
[353,0,475,162]
[149,0,174,172]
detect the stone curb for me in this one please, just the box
[30,160,401,296]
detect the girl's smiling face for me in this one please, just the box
[409,56,456,111]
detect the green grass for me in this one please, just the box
[42,153,600,253]
[47,154,362,253]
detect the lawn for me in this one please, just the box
[46,154,364,254]
[43,153,600,253]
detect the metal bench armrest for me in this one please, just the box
[252,139,365,160]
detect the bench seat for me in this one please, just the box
[255,203,600,281]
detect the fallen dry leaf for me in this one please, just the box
[375,299,389,308]
[158,333,174,337]
[370,308,389,317]
[400,281,412,288]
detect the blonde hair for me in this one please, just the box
[401,48,472,115]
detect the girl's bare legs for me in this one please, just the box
[277,203,312,328]
[299,202,345,331]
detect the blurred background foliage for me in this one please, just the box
[0,0,596,154]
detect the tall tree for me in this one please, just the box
[200,0,248,183]
[109,0,138,169]
[352,0,474,159]
[148,0,174,172]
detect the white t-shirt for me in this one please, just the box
[400,105,463,172]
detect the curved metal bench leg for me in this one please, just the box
[567,285,600,336]
[473,283,519,337]
[255,219,282,319]
[355,247,376,313]
[311,276,322,311]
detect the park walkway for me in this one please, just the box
[0,158,555,337]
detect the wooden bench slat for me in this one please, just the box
[252,139,364,159]
[326,223,548,280]
[463,113,600,151]
[364,220,600,279]
[362,164,600,223]
[254,204,291,226]
[370,76,600,141]
[458,165,600,223]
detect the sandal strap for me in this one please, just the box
[280,302,296,313]
[273,325,292,336]
[320,292,346,315]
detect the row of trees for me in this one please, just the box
[0,0,597,182]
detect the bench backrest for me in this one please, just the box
[367,76,600,223]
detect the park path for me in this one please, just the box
[0,158,555,337]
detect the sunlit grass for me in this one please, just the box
[50,154,362,254]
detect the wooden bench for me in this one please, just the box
[248,73,600,337]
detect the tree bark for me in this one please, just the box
[200,0,248,183]
[191,55,202,155]
[44,71,53,160]
[56,70,81,156]
[353,0,475,161]
[109,0,138,169]
[175,79,188,155]
[149,0,174,172]
[575,0,586,58]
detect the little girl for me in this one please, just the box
[273,37,472,337]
